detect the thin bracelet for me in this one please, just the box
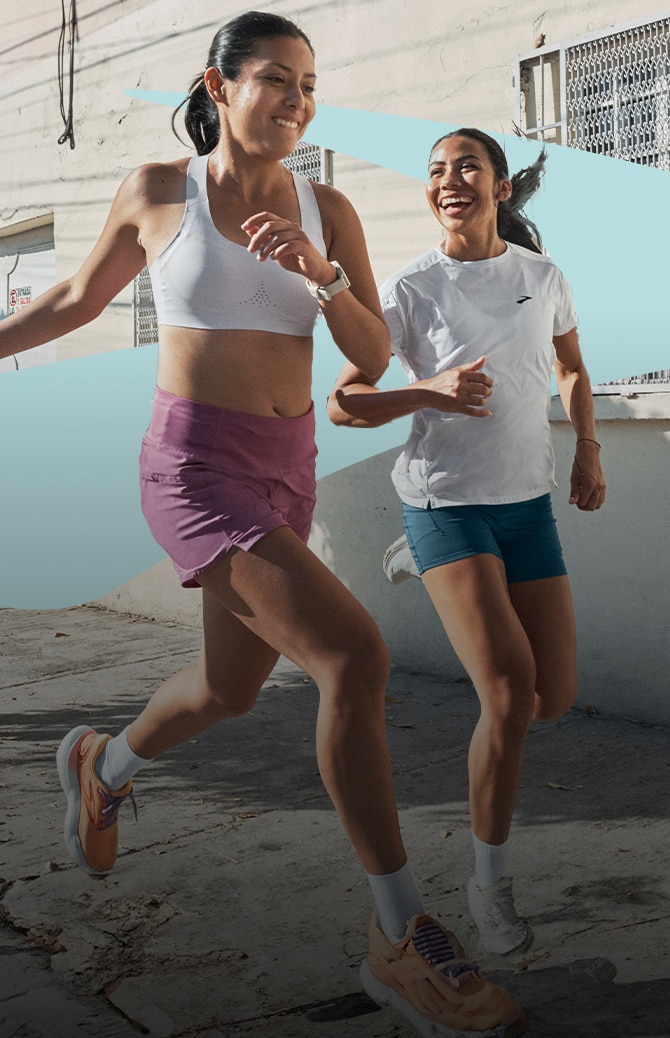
[576,437,601,448]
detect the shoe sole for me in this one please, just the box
[360,959,527,1038]
[56,725,108,876]
[492,925,534,957]
[473,920,534,957]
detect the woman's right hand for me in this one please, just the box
[242,211,334,284]
[417,356,493,416]
[328,356,493,428]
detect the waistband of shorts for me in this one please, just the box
[402,492,552,515]
[146,386,316,457]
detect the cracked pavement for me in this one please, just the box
[1,605,669,1037]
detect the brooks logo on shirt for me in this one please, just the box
[517,295,532,304]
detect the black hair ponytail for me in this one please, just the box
[173,76,219,156]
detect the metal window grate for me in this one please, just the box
[132,143,333,346]
[133,265,158,347]
[518,14,670,389]
[565,17,670,169]
[282,141,333,184]
[518,15,670,165]
[596,369,670,392]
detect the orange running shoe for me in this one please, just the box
[360,913,528,1037]
[57,726,136,875]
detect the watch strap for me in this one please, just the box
[306,263,350,302]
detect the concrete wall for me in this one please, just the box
[97,395,670,726]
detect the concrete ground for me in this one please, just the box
[1,604,669,1038]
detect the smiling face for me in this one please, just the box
[426,135,512,251]
[206,35,317,160]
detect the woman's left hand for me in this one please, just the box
[242,211,334,284]
[569,440,606,510]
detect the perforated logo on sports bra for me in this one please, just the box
[244,285,278,310]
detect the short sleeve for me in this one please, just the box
[553,268,578,336]
[379,283,419,383]
[379,283,406,359]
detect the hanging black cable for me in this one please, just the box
[57,0,78,149]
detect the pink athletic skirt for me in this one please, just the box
[139,387,317,587]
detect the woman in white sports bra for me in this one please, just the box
[0,13,525,1035]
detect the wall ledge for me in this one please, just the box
[551,391,670,422]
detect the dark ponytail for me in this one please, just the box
[174,77,219,156]
[432,128,547,253]
[498,151,547,253]
[172,11,314,155]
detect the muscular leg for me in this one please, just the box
[422,554,536,845]
[128,526,405,877]
[126,592,281,758]
[422,558,578,845]
[507,575,577,722]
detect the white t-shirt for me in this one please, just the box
[380,242,577,507]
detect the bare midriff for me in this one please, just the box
[156,326,314,419]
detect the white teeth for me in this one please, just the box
[274,118,299,128]
[442,196,472,207]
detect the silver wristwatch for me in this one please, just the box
[306,262,351,302]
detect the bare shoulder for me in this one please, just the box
[309,182,365,254]
[90,157,192,266]
[119,157,191,207]
[311,181,360,223]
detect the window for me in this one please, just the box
[132,143,334,346]
[133,265,158,347]
[0,217,56,373]
[282,141,333,184]
[518,13,670,168]
[517,13,670,389]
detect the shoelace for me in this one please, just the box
[413,921,477,981]
[98,787,138,830]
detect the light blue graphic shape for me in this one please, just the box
[1,347,164,607]
[311,319,410,478]
[2,100,667,607]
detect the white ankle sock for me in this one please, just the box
[472,830,510,888]
[96,728,153,789]
[366,862,424,943]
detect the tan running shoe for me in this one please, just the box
[360,913,528,1036]
[57,725,136,875]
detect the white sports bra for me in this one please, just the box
[148,153,327,335]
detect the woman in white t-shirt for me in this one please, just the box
[329,127,606,958]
